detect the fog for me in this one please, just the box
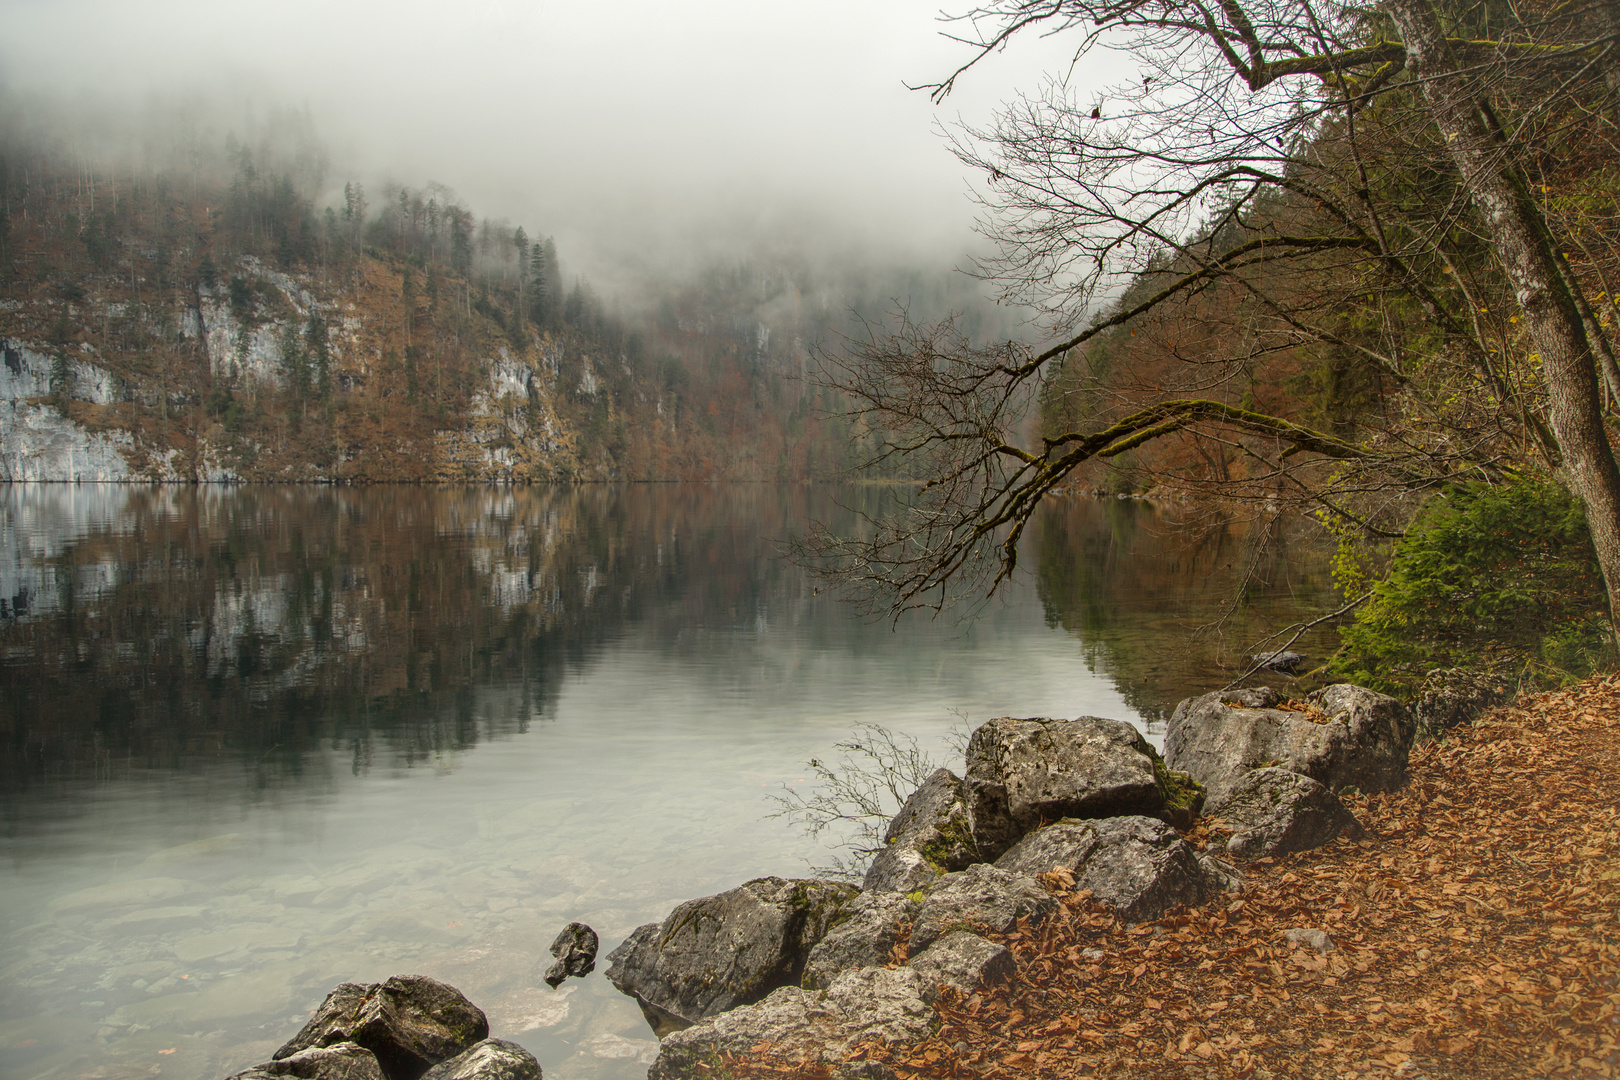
[0,0,1102,294]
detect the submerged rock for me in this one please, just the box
[544,922,598,988]
[995,816,1218,923]
[864,768,978,893]
[419,1039,542,1080]
[910,864,1056,954]
[647,966,932,1080]
[604,876,857,1036]
[273,977,489,1080]
[963,716,1171,860]
[1209,767,1360,861]
[1164,684,1414,804]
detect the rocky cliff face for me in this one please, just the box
[1,254,588,482]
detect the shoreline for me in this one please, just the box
[713,675,1619,1080]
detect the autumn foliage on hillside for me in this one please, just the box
[0,109,944,481]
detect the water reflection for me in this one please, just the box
[0,485,1336,1080]
[1034,497,1341,723]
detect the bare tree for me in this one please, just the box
[804,0,1620,622]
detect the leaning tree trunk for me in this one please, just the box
[1387,0,1620,629]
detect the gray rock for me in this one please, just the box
[604,876,858,1036]
[861,845,942,896]
[1164,684,1414,804]
[1253,650,1307,674]
[544,922,598,988]
[963,716,1167,860]
[417,1040,541,1080]
[1413,668,1511,739]
[994,816,1213,923]
[1197,855,1245,895]
[228,1042,385,1080]
[906,930,1014,1004]
[863,768,977,893]
[910,864,1056,953]
[274,977,489,1080]
[648,967,932,1080]
[801,891,919,991]
[1209,767,1359,861]
[1284,928,1334,954]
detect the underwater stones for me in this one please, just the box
[963,716,1169,860]
[604,876,857,1035]
[273,976,489,1080]
[543,922,598,988]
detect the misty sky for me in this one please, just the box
[0,0,1115,288]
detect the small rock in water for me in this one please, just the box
[1284,927,1335,954]
[1252,650,1307,673]
[543,922,599,988]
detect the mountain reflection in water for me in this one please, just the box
[0,484,1336,1080]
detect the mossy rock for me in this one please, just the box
[1152,753,1205,831]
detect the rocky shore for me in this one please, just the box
[216,677,1469,1080]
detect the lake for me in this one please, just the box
[0,484,1339,1080]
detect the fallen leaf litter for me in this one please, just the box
[711,674,1620,1080]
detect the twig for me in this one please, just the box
[1220,589,1375,690]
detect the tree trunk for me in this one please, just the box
[1387,0,1620,628]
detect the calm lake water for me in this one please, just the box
[0,484,1338,1080]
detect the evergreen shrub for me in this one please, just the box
[1331,477,1615,694]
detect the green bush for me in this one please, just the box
[1331,477,1615,694]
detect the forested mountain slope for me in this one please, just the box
[0,116,993,482]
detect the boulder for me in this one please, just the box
[419,1041,542,1080]
[863,768,978,893]
[963,716,1185,859]
[604,876,858,1036]
[906,930,1014,1003]
[994,816,1215,923]
[801,891,919,991]
[229,1043,385,1080]
[910,864,1056,953]
[274,977,489,1080]
[1413,668,1511,739]
[544,922,598,988]
[1209,767,1360,861]
[1164,684,1414,804]
[647,966,932,1080]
